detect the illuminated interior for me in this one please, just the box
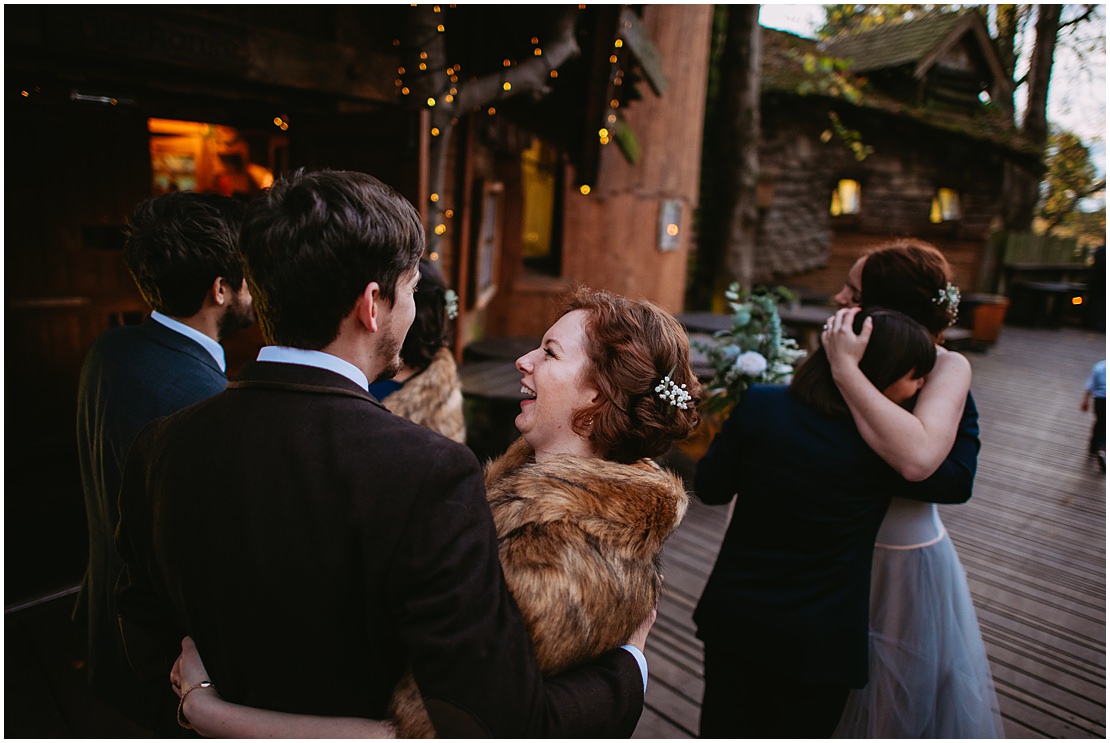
[148,118,276,196]
[830,179,861,216]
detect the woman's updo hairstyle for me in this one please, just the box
[860,238,956,336]
[400,257,451,371]
[562,287,701,464]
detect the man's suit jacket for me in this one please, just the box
[693,385,979,688]
[116,360,643,737]
[75,316,227,727]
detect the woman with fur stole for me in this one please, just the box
[368,257,465,443]
[170,288,701,738]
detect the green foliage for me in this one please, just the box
[822,110,875,161]
[1039,130,1101,228]
[792,52,866,104]
[692,284,808,414]
[816,4,960,38]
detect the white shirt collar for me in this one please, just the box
[255,346,369,391]
[150,311,226,372]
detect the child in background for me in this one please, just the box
[1081,359,1105,471]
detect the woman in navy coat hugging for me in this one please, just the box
[693,307,980,738]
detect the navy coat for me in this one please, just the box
[693,384,979,688]
[75,316,226,727]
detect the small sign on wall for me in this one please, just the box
[658,199,682,251]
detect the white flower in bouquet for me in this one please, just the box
[733,351,768,376]
[693,284,809,413]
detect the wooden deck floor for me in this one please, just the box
[636,324,1107,739]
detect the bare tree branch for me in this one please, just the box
[455,9,579,112]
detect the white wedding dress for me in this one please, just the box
[834,497,1005,738]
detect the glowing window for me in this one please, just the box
[830,179,861,216]
[148,118,278,196]
[520,138,563,276]
[930,188,961,223]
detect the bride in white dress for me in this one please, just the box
[824,239,1005,738]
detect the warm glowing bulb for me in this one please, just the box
[607,114,616,123]
[667,224,679,237]
[398,66,406,75]
[427,97,436,106]
[580,185,591,195]
[21,90,29,97]
[534,48,543,56]
[550,70,558,79]
[420,51,428,59]
[600,136,610,145]
[609,54,618,63]
[437,24,445,32]
[1073,296,1084,306]
[599,128,609,138]
[610,99,620,108]
[430,193,440,202]
[433,4,441,11]
[419,62,427,71]
[614,39,623,48]
[431,127,440,136]
[445,94,454,103]
[435,224,447,235]
[402,87,411,95]
[531,37,539,45]
[274,117,283,126]
[488,106,496,115]
[429,252,440,261]
[503,59,511,67]
[444,209,454,218]
[503,82,512,91]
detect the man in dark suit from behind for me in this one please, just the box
[75,191,253,731]
[115,169,647,737]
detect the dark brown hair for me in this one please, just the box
[790,308,937,417]
[859,238,954,336]
[562,287,701,463]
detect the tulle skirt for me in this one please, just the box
[834,529,1005,738]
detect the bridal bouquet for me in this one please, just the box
[694,283,808,414]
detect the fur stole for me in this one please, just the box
[390,437,689,737]
[386,347,465,444]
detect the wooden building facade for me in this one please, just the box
[4,6,712,603]
[748,11,1041,299]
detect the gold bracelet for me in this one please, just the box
[177,680,215,730]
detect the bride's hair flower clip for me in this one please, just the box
[931,282,960,326]
[655,375,691,410]
[443,289,459,320]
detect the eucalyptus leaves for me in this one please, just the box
[694,284,809,413]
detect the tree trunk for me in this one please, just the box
[992,4,1019,120]
[1002,4,1061,232]
[697,5,761,293]
[723,5,762,289]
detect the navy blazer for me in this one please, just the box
[75,316,226,728]
[116,360,644,737]
[693,385,979,688]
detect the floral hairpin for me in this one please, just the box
[444,289,459,320]
[931,282,961,326]
[655,375,691,409]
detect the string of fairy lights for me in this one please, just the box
[394,5,633,253]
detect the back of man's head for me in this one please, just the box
[124,192,247,317]
[239,168,425,349]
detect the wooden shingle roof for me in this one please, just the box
[760,23,1037,160]
[819,9,1009,85]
